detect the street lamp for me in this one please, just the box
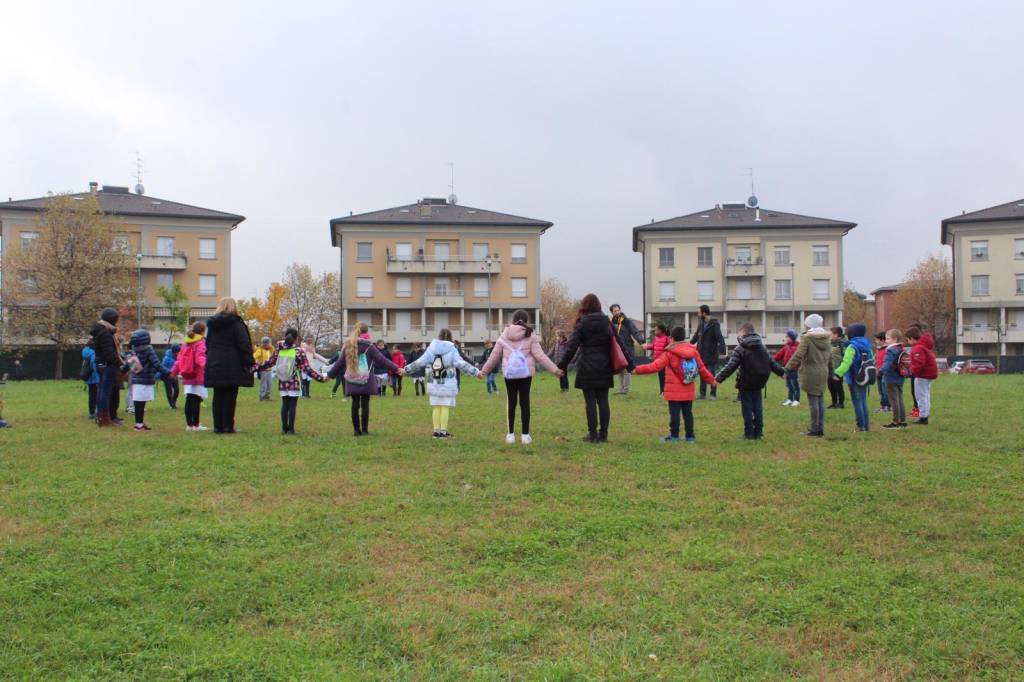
[135,252,143,328]
[790,260,796,330]
[485,256,493,341]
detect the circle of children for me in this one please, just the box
[80,293,937,442]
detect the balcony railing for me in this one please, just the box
[725,297,766,311]
[139,250,188,270]
[385,254,502,275]
[423,290,465,308]
[725,257,765,277]
[368,324,496,345]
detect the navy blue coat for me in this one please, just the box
[129,329,163,386]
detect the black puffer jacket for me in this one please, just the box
[557,312,634,390]
[89,321,120,366]
[714,332,785,390]
[691,316,726,366]
[204,313,254,388]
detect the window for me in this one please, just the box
[773,312,790,332]
[156,237,175,256]
[473,243,489,261]
[697,247,713,267]
[1016,238,1024,259]
[735,280,752,300]
[658,248,674,267]
[199,275,217,296]
[434,243,450,261]
[512,277,527,297]
[394,311,412,332]
[433,312,448,331]
[775,279,792,300]
[356,277,373,297]
[395,277,412,297]
[697,280,714,300]
[735,246,752,263]
[511,244,527,264]
[356,242,373,262]
[474,276,489,297]
[112,235,131,254]
[971,275,989,297]
[1017,275,1024,296]
[395,242,412,261]
[813,279,829,299]
[156,273,174,290]
[813,245,829,266]
[658,281,675,302]
[434,277,449,296]
[970,240,989,261]
[191,238,213,260]
[774,246,790,266]
[472,311,487,330]
[19,273,39,293]
[20,231,40,249]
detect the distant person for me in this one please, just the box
[773,329,800,406]
[880,329,908,429]
[828,326,846,409]
[905,325,923,419]
[326,322,401,436]
[374,339,390,396]
[609,304,644,395]
[402,328,481,439]
[690,305,726,400]
[390,344,407,396]
[715,322,785,440]
[874,331,891,413]
[204,297,254,434]
[256,328,328,435]
[81,340,100,420]
[12,360,25,381]
[906,326,937,425]
[253,337,274,401]
[409,343,427,397]
[549,331,572,393]
[170,321,209,432]
[635,326,717,443]
[832,323,874,432]
[642,322,670,395]
[90,307,122,427]
[785,314,833,438]
[161,344,181,409]
[479,340,500,395]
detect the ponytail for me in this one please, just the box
[511,309,533,337]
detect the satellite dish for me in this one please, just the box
[448,193,458,205]
[134,183,145,195]
[747,195,758,208]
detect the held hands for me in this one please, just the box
[397,367,406,376]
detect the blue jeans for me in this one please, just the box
[738,388,763,438]
[486,373,498,394]
[96,364,119,414]
[849,382,869,429]
[700,362,718,397]
[878,376,890,407]
[785,369,800,402]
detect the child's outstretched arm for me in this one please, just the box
[255,350,278,373]
[770,359,787,377]
[714,349,741,384]
[834,345,856,378]
[634,352,669,375]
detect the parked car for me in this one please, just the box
[949,361,965,375]
[963,359,997,375]
[936,358,949,374]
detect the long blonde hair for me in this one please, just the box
[344,322,368,369]
[215,297,239,316]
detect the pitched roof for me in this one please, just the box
[631,204,856,251]
[329,198,552,246]
[0,185,245,222]
[940,198,1024,245]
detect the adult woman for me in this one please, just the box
[204,297,254,434]
[557,294,634,443]
[89,307,122,427]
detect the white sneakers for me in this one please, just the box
[782,400,792,406]
[521,434,532,445]
[505,433,533,444]
[790,401,799,407]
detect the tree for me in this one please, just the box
[157,283,191,343]
[2,194,135,378]
[280,264,339,347]
[539,277,579,344]
[244,282,288,342]
[843,284,869,326]
[891,255,955,353]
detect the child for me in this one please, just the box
[642,323,670,395]
[773,329,801,406]
[636,326,716,442]
[785,314,833,438]
[326,323,400,436]
[549,331,572,393]
[715,322,785,440]
[880,328,907,429]
[827,326,846,409]
[171,321,209,431]
[254,337,274,401]
[874,332,891,413]
[409,343,427,397]
[403,328,481,438]
[832,323,874,432]
[905,326,922,419]
[390,344,407,396]
[480,309,564,444]
[374,340,390,396]
[480,340,500,395]
[82,340,100,420]
[906,326,938,425]
[257,328,328,435]
[127,329,163,431]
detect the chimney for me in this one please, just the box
[89,181,98,194]
[419,200,432,218]
[755,208,761,222]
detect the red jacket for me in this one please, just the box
[635,342,716,401]
[390,350,407,374]
[773,339,799,366]
[909,333,938,380]
[875,346,888,377]
[643,333,670,359]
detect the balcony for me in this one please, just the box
[726,297,766,312]
[386,254,502,275]
[725,257,765,277]
[139,250,187,270]
[370,325,494,345]
[959,324,1000,344]
[423,290,465,308]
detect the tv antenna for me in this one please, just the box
[134,152,145,195]
[743,167,757,208]
[447,162,458,205]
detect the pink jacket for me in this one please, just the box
[644,333,669,359]
[481,324,560,376]
[171,334,206,386]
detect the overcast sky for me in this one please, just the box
[3,1,1022,315]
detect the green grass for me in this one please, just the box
[1,374,1022,680]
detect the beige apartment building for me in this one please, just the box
[632,201,856,347]
[329,197,552,349]
[941,198,1024,356]
[0,182,244,343]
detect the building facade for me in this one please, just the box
[329,197,552,349]
[941,198,1024,356]
[0,182,244,343]
[870,283,902,334]
[632,202,856,347]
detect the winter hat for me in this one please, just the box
[170,343,182,353]
[803,313,824,330]
[785,328,798,341]
[847,323,867,339]
[261,336,271,345]
[100,307,119,324]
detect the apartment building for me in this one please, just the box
[329,197,552,349]
[632,201,856,347]
[941,198,1024,356]
[0,182,244,342]
[870,283,903,334]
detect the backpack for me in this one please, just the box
[178,343,196,379]
[431,354,446,380]
[680,357,698,384]
[274,347,298,382]
[127,356,143,375]
[80,357,93,381]
[344,346,371,385]
[854,349,877,386]
[897,349,912,378]
[500,338,531,380]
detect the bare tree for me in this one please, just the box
[891,255,955,353]
[539,277,579,344]
[279,264,340,348]
[2,194,135,378]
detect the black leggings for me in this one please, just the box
[88,383,98,415]
[281,395,299,432]
[351,394,370,434]
[657,369,666,394]
[134,401,146,424]
[164,377,179,408]
[828,376,845,406]
[505,377,533,434]
[185,394,202,427]
[212,386,239,433]
[392,376,402,396]
[582,388,610,436]
[332,375,345,395]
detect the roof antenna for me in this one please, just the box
[744,168,758,208]
[447,162,458,205]
[134,152,145,195]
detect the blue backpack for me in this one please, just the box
[671,356,699,385]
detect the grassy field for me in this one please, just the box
[1,373,1022,680]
